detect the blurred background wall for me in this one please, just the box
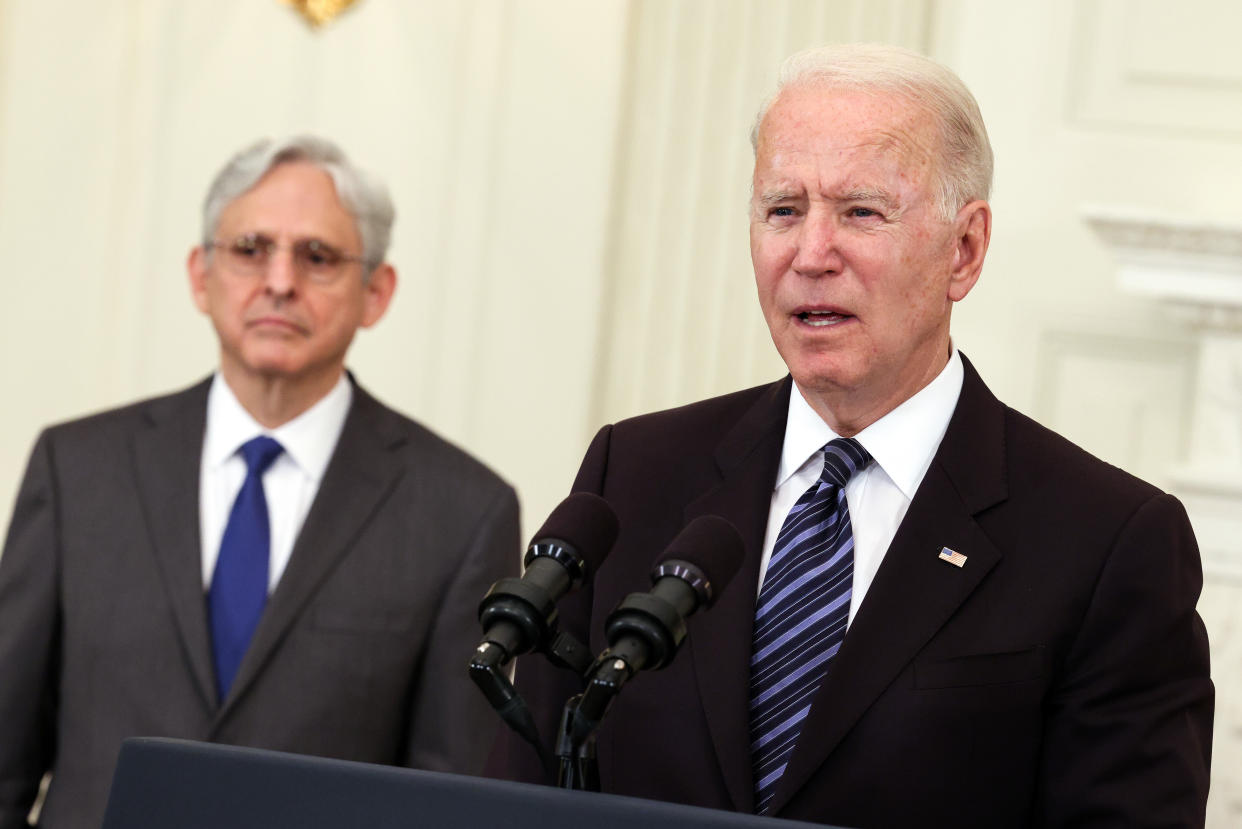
[1,0,1239,822]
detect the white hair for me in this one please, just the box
[201,135,395,272]
[751,43,993,220]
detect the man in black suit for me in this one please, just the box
[0,136,519,829]
[497,44,1213,827]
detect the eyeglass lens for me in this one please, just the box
[220,234,360,282]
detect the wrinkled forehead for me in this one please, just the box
[754,84,941,178]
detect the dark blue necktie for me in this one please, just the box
[749,437,871,814]
[208,435,283,702]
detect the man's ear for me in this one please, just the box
[947,200,991,302]
[187,246,210,313]
[360,263,397,328]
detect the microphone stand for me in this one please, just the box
[470,631,596,784]
[470,643,554,779]
[554,651,634,790]
[551,523,744,792]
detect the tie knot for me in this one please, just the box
[819,437,870,488]
[239,435,284,476]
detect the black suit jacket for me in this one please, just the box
[498,356,1212,827]
[0,377,519,829]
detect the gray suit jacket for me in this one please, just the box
[0,377,519,829]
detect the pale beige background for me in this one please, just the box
[1,0,1239,823]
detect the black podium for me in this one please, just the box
[101,737,837,828]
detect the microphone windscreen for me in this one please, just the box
[530,492,620,574]
[661,515,745,597]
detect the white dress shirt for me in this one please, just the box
[199,373,353,591]
[759,349,964,626]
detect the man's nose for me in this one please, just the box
[262,248,298,296]
[791,209,843,277]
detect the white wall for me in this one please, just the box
[1,0,1239,822]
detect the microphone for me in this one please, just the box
[556,515,745,786]
[473,493,618,777]
[597,515,745,677]
[476,492,619,667]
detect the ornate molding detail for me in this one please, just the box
[280,0,360,28]
[1083,206,1242,315]
[1084,207,1242,259]
[1086,205,1242,581]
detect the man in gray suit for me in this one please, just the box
[0,135,519,829]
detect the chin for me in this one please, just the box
[238,351,308,379]
[787,354,869,394]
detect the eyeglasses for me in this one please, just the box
[207,233,367,285]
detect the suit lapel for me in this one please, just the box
[214,384,407,723]
[683,378,790,815]
[132,379,217,710]
[769,356,1010,814]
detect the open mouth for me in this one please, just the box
[797,310,852,327]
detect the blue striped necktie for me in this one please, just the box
[749,437,871,814]
[208,435,284,702]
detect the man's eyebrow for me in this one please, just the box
[836,188,898,207]
[756,187,900,208]
[756,190,803,206]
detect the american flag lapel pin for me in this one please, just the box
[938,547,968,568]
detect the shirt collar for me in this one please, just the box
[776,348,964,498]
[203,372,353,480]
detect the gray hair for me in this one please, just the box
[751,43,993,220]
[201,135,395,272]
